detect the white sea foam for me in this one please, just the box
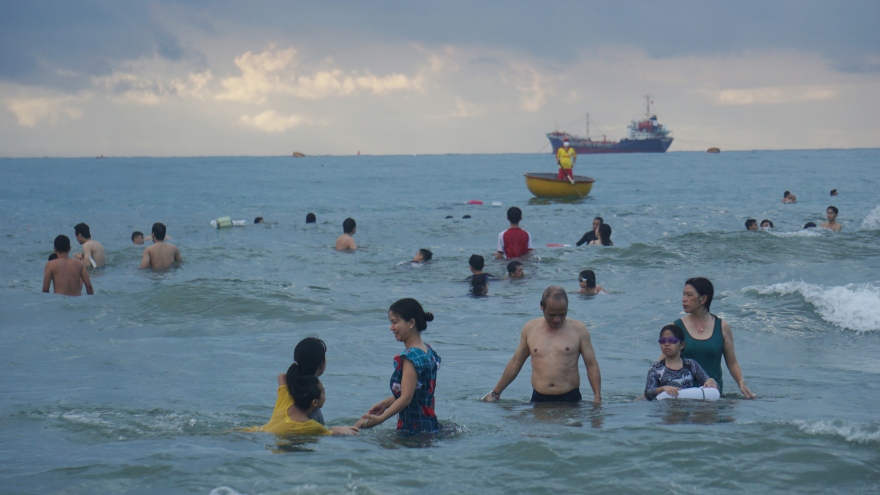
[862,205,880,230]
[747,281,880,332]
[210,488,246,495]
[792,419,880,445]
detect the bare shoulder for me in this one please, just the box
[720,318,733,338]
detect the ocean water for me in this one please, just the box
[1,149,879,494]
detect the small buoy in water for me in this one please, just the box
[706,147,720,153]
[546,244,571,247]
[491,201,502,206]
[467,200,483,205]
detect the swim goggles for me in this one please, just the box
[658,337,681,345]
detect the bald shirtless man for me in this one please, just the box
[482,286,601,403]
[73,222,105,268]
[43,235,93,296]
[139,222,182,269]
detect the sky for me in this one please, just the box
[2,0,879,157]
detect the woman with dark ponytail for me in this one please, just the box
[357,298,442,433]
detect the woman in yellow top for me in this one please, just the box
[556,139,576,180]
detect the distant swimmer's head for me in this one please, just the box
[579,269,597,289]
[592,216,603,231]
[74,222,91,242]
[151,222,167,241]
[414,248,433,262]
[306,212,317,223]
[469,254,485,271]
[54,235,71,253]
[445,215,453,219]
[388,298,434,336]
[783,191,791,198]
[683,277,714,313]
[597,223,613,245]
[254,217,264,224]
[132,231,144,245]
[540,286,569,329]
[462,215,471,219]
[658,324,686,357]
[830,189,838,196]
[507,260,524,278]
[471,274,489,296]
[826,206,838,221]
[760,219,773,230]
[745,218,758,231]
[294,337,327,377]
[804,222,817,229]
[343,217,356,234]
[48,253,58,261]
[507,206,523,224]
[286,363,325,412]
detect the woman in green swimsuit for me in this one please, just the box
[675,277,756,399]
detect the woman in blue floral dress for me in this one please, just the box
[357,298,441,433]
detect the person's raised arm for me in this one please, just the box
[721,320,756,399]
[482,326,531,402]
[579,325,602,403]
[42,263,52,293]
[81,265,94,295]
[139,249,151,269]
[358,359,417,428]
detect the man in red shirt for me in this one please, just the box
[495,207,533,259]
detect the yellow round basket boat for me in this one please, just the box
[524,173,595,198]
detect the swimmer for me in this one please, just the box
[576,217,602,246]
[820,206,841,231]
[466,254,495,280]
[644,324,717,400]
[760,219,774,231]
[133,230,171,245]
[745,219,758,231]
[482,286,601,403]
[588,224,613,246]
[413,249,433,263]
[471,274,489,296]
[782,191,796,204]
[254,217,264,224]
[830,189,838,197]
[495,207,533,259]
[48,253,58,261]
[306,212,317,224]
[335,218,357,250]
[139,223,182,270]
[507,261,524,279]
[42,235,93,296]
[73,223,105,268]
[804,222,817,229]
[577,270,606,295]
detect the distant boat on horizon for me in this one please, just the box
[547,96,673,154]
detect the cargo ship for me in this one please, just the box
[547,96,673,154]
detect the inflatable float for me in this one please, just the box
[656,387,720,401]
[210,216,247,228]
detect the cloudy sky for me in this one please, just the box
[2,1,879,157]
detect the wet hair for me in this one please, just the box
[306,212,317,223]
[151,222,167,241]
[462,215,471,219]
[293,337,327,376]
[445,215,453,219]
[254,217,263,224]
[74,223,91,239]
[597,224,612,246]
[418,249,433,261]
[827,206,838,215]
[389,298,434,331]
[132,231,143,241]
[579,270,596,288]
[660,324,685,342]
[593,216,604,225]
[469,254,484,271]
[471,274,488,296]
[48,253,58,261]
[783,191,791,198]
[804,222,817,229]
[343,217,356,233]
[745,218,757,230]
[507,260,522,275]
[685,277,714,312]
[830,189,837,196]
[54,235,71,253]
[760,219,773,228]
[506,206,523,224]
[540,285,568,308]
[286,362,323,412]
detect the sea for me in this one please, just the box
[1,149,879,495]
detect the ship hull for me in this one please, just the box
[548,135,672,154]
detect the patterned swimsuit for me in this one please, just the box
[390,345,441,433]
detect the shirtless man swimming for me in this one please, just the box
[335,217,357,251]
[43,235,93,296]
[139,223,182,269]
[73,223,105,268]
[482,286,601,403]
[820,206,842,231]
